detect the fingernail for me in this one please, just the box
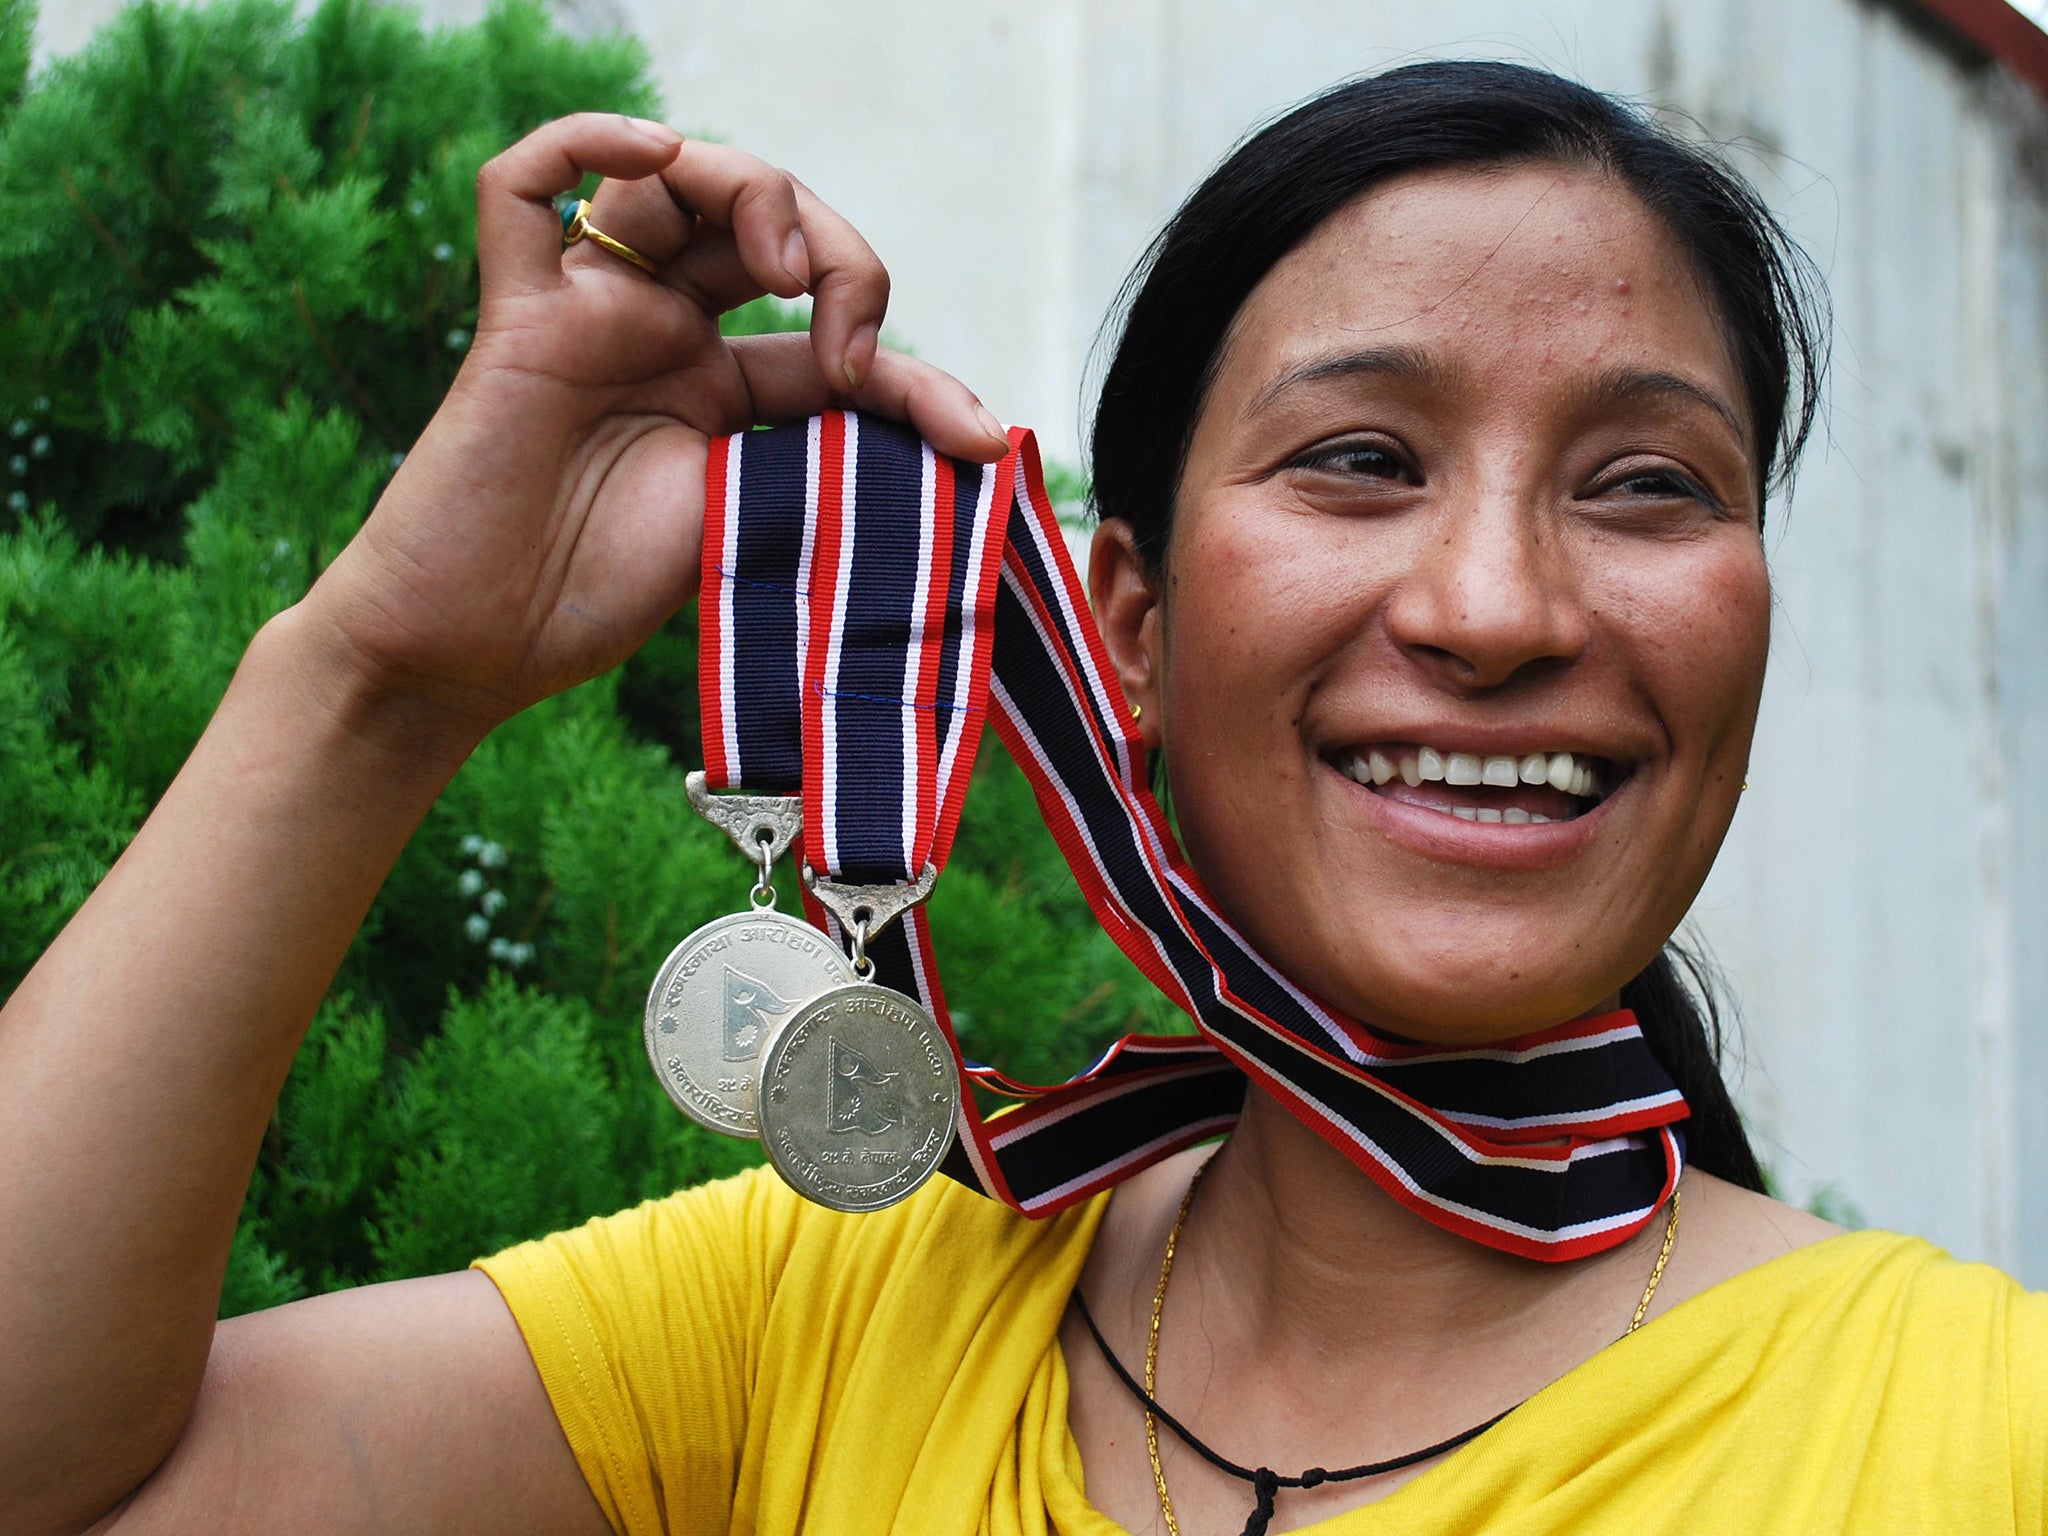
[782,229,812,288]
[975,405,1009,446]
[843,324,878,389]
[630,116,684,147]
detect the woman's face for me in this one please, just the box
[1094,162,1769,1044]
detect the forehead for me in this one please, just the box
[1219,162,1743,417]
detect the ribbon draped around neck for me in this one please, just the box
[697,411,1686,1260]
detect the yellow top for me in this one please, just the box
[476,1166,2048,1535]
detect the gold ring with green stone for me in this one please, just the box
[559,198,657,275]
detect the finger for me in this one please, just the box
[785,178,891,390]
[474,112,685,302]
[730,334,1012,462]
[663,227,773,315]
[615,148,889,382]
[574,171,703,272]
[645,142,812,301]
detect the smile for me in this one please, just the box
[1332,745,1616,824]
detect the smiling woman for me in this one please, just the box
[1,57,2042,1536]
[1101,161,1773,1047]
[1086,65,1815,1117]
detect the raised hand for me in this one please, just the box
[302,111,1010,740]
[0,116,1015,1536]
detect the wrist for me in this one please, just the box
[246,603,492,799]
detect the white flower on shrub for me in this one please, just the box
[456,835,529,968]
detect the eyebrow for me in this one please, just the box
[1585,365,1748,444]
[1246,347,1748,447]
[1244,344,1454,418]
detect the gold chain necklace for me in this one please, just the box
[1140,1166,1683,1536]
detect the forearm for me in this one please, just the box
[0,604,481,1533]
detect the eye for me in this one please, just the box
[1289,439,1420,484]
[1595,465,1722,511]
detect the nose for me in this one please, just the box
[1382,487,1590,691]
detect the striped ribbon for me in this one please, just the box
[698,411,1686,1260]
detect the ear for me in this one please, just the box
[1087,518,1164,752]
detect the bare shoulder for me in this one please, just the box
[91,1270,606,1536]
[1685,1169,1847,1255]
[1648,1170,1848,1319]
[1075,1142,1215,1301]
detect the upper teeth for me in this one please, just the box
[1342,747,1604,800]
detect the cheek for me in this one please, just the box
[1153,499,1350,850]
[1161,493,1375,689]
[1624,541,1772,754]
[1581,532,1769,913]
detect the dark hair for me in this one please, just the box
[1094,61,1825,1191]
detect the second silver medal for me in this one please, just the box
[756,867,961,1211]
[644,775,856,1138]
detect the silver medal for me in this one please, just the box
[644,909,857,1136]
[644,773,851,1137]
[755,979,960,1212]
[754,863,959,1211]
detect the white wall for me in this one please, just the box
[39,0,2048,1279]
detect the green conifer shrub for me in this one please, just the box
[0,0,1186,1317]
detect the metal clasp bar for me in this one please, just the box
[802,862,940,976]
[686,770,803,864]
[687,770,804,909]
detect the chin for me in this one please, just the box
[1173,764,1701,1047]
[1338,977,1625,1048]
[1267,906,1648,1046]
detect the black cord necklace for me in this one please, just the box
[1071,1164,1681,1536]
[1071,1290,1513,1536]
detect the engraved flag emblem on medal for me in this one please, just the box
[643,909,857,1140]
[724,967,797,1062]
[828,1036,902,1135]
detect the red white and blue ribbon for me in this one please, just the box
[699,412,1686,1261]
